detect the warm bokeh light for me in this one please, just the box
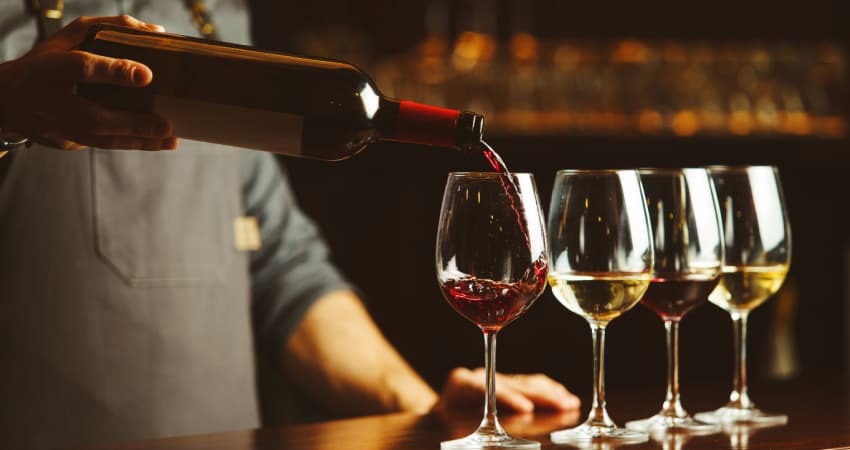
[376,38,847,138]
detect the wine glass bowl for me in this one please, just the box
[437,172,548,332]
[695,165,792,426]
[546,169,653,445]
[436,172,548,449]
[439,274,544,332]
[707,266,789,314]
[624,168,724,435]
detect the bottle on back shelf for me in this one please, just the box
[78,25,484,160]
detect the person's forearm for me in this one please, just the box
[282,290,438,416]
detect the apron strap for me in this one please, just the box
[26,1,221,42]
[184,0,220,40]
[26,0,64,42]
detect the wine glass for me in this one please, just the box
[695,165,791,425]
[546,169,653,445]
[625,168,723,434]
[436,172,548,449]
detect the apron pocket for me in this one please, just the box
[91,148,234,287]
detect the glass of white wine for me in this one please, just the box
[695,165,791,425]
[547,169,654,445]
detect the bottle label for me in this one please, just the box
[154,95,303,154]
[395,101,459,147]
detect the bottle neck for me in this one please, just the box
[378,99,483,151]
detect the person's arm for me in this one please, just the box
[244,152,428,416]
[283,289,437,414]
[243,153,580,417]
[285,289,582,416]
[0,15,175,150]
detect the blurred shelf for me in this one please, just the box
[373,36,848,139]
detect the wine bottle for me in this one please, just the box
[78,25,484,160]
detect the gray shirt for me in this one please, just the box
[0,2,352,448]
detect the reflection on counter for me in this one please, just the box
[373,34,847,138]
[721,421,787,450]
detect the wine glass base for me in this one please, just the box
[694,406,787,426]
[441,432,540,449]
[625,413,720,434]
[550,423,649,445]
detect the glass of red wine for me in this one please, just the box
[625,168,724,434]
[436,172,548,450]
[546,169,653,445]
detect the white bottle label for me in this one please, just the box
[154,95,303,155]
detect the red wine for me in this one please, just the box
[78,25,483,160]
[481,141,511,174]
[480,141,530,248]
[441,145,547,331]
[640,272,719,320]
[441,260,547,331]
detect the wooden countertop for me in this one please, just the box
[82,379,849,450]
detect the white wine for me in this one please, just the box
[549,272,651,323]
[708,264,789,313]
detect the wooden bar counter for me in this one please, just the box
[80,379,849,450]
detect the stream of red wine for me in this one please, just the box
[439,141,547,330]
[480,140,533,253]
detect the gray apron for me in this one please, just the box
[0,1,261,448]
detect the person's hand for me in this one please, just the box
[0,15,176,151]
[432,367,581,414]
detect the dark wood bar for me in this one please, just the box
[83,380,849,450]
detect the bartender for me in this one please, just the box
[0,1,579,448]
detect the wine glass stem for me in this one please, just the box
[588,322,614,427]
[662,319,686,416]
[730,312,752,409]
[478,329,504,435]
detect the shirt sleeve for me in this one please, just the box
[241,151,354,357]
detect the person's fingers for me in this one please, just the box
[90,135,177,151]
[433,367,490,413]
[94,14,164,31]
[76,50,153,86]
[50,51,153,87]
[491,382,535,413]
[64,135,178,151]
[436,367,581,415]
[442,367,483,402]
[6,96,172,147]
[60,97,173,138]
[32,136,88,151]
[38,16,164,81]
[35,132,177,151]
[58,15,164,43]
[496,373,581,412]
[461,368,535,413]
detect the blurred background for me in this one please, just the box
[248,0,849,422]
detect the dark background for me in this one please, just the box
[250,0,850,417]
[251,0,850,51]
